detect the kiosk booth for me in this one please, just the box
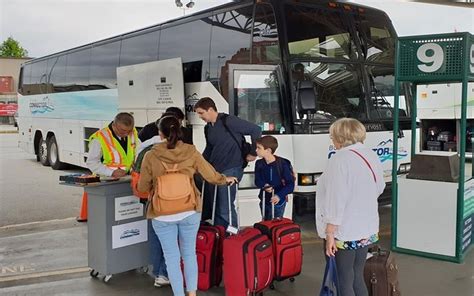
[392,32,474,263]
[63,178,150,282]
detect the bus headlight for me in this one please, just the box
[298,173,321,186]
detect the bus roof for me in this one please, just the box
[23,0,390,66]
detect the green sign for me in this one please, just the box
[397,32,474,82]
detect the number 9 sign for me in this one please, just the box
[417,43,444,73]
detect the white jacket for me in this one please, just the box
[315,143,385,241]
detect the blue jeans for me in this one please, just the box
[202,166,243,228]
[259,201,286,220]
[152,213,201,296]
[148,220,167,277]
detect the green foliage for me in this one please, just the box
[0,37,28,58]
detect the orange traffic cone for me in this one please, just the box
[76,191,88,222]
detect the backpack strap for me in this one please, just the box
[349,149,377,183]
[275,156,285,186]
[221,114,244,153]
[204,124,209,144]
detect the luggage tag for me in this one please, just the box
[226,225,239,235]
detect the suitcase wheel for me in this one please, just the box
[89,269,99,278]
[103,275,112,283]
[270,283,275,290]
[289,277,295,283]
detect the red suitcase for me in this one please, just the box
[254,196,303,283]
[223,185,275,296]
[223,227,274,296]
[195,183,225,290]
[196,224,224,290]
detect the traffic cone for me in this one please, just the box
[76,191,88,222]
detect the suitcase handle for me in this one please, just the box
[227,183,240,232]
[203,180,240,232]
[262,189,275,220]
[201,181,221,226]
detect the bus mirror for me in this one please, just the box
[296,80,318,118]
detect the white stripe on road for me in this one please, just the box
[0,217,77,231]
[0,267,89,282]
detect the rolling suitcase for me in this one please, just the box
[254,192,303,285]
[364,245,401,296]
[223,185,275,296]
[195,183,225,291]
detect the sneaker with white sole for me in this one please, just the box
[154,276,170,287]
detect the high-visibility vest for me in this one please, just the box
[89,126,139,173]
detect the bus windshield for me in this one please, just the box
[285,2,410,128]
[354,11,396,64]
[284,4,358,60]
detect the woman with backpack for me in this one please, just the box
[138,116,237,296]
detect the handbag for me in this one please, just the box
[319,256,340,296]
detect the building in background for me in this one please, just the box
[0,57,31,124]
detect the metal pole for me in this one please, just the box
[391,38,401,250]
[455,33,470,261]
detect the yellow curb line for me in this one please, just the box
[0,130,18,134]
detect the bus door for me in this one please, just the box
[227,64,295,224]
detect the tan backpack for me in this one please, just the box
[152,161,197,216]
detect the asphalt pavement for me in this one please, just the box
[0,131,473,296]
[0,132,88,227]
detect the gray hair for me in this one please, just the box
[114,112,134,127]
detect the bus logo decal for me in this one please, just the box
[327,139,408,163]
[29,96,55,114]
[372,139,408,163]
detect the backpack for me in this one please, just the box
[204,114,252,169]
[275,156,297,187]
[130,145,153,200]
[275,156,297,202]
[152,161,197,216]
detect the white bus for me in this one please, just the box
[17,0,413,224]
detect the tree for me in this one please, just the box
[0,37,28,58]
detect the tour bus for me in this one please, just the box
[17,0,413,224]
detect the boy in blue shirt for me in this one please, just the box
[255,136,295,220]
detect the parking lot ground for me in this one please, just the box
[0,206,473,296]
[0,133,473,296]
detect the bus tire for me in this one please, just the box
[48,135,67,170]
[39,138,50,166]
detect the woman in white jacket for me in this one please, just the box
[316,118,385,296]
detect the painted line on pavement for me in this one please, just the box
[0,130,18,134]
[0,267,89,282]
[0,217,77,230]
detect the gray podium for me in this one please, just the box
[84,179,150,282]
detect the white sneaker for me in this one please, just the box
[154,276,170,287]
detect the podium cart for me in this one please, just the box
[392,32,474,263]
[83,179,150,282]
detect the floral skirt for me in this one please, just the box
[335,233,379,250]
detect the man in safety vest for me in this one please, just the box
[86,112,139,177]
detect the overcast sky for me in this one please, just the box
[0,0,472,58]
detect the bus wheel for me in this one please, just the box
[48,135,67,170]
[39,138,50,166]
